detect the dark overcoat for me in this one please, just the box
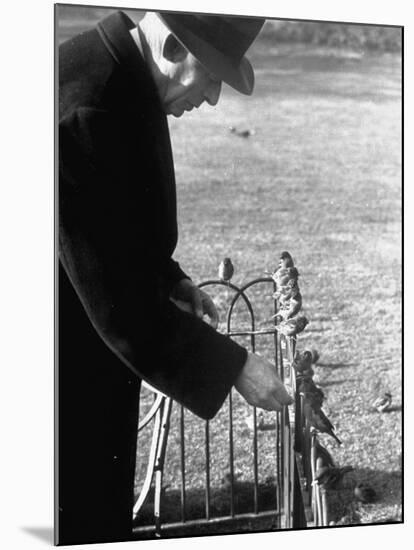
[57,11,247,545]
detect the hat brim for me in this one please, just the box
[159,14,255,95]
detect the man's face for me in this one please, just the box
[161,50,222,117]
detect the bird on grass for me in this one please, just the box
[372,392,392,412]
[275,314,309,337]
[314,439,335,468]
[303,397,342,445]
[354,483,377,503]
[218,257,234,282]
[229,126,256,138]
[315,465,353,490]
[244,411,265,431]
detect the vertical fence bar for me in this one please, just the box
[272,283,281,526]
[252,406,259,515]
[280,333,295,529]
[321,487,328,526]
[205,420,211,520]
[310,433,320,526]
[153,398,172,537]
[180,405,186,523]
[228,389,235,517]
[279,334,286,527]
[251,331,259,515]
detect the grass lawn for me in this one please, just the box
[138,41,402,529]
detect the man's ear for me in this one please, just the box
[163,33,188,63]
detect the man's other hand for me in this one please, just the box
[234,352,293,411]
[171,279,219,329]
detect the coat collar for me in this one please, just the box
[97,11,163,111]
[96,11,178,248]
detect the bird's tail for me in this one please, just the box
[331,432,342,446]
[311,349,320,364]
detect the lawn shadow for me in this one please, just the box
[384,405,402,413]
[21,527,54,544]
[316,362,356,370]
[318,378,358,387]
[327,467,402,525]
[134,480,278,535]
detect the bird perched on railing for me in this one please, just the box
[272,284,302,321]
[278,251,294,269]
[278,279,300,303]
[292,350,313,374]
[275,314,309,337]
[315,465,353,490]
[302,396,342,445]
[314,438,335,468]
[266,251,296,284]
[298,378,325,407]
[354,483,377,503]
[272,267,300,289]
[218,257,234,282]
[372,392,392,412]
[278,286,302,320]
[310,349,320,364]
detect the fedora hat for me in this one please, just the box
[158,12,265,95]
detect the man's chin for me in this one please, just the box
[166,103,196,118]
[166,105,185,118]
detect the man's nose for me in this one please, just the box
[204,79,222,106]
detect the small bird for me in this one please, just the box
[372,392,392,412]
[278,251,294,269]
[279,289,302,320]
[292,350,313,374]
[278,279,300,305]
[315,465,353,490]
[275,315,309,337]
[297,366,315,379]
[229,126,256,138]
[300,387,324,410]
[273,267,300,288]
[314,439,335,468]
[298,378,325,406]
[310,349,320,364]
[244,411,265,431]
[303,398,342,445]
[221,471,242,489]
[272,285,302,320]
[354,483,377,503]
[218,257,234,282]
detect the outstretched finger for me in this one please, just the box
[202,292,219,329]
[191,287,204,320]
[273,380,294,406]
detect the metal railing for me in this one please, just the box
[132,270,315,538]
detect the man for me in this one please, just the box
[58,10,292,545]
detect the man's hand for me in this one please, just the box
[171,279,219,329]
[234,352,293,411]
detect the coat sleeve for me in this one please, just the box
[59,107,247,419]
[163,258,190,290]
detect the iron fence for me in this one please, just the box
[132,268,326,538]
